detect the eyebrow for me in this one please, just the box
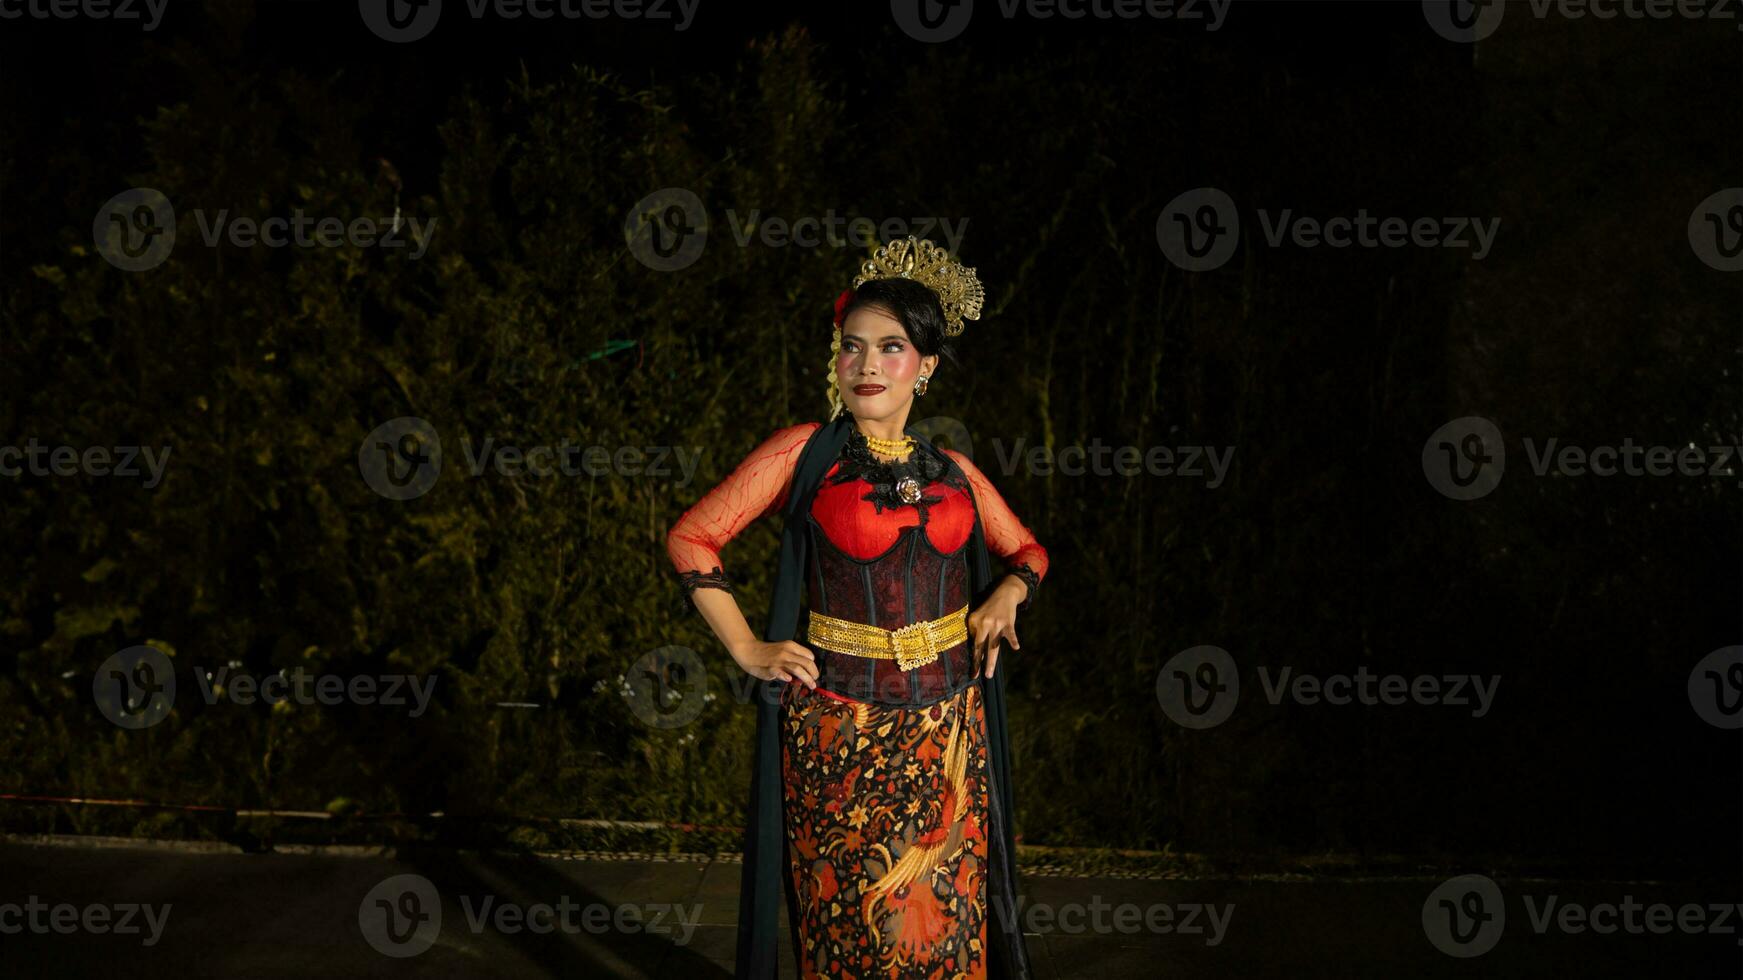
[842,334,908,343]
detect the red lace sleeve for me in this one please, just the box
[665,422,821,609]
[944,449,1048,610]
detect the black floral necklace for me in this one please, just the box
[831,425,962,517]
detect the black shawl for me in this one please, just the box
[734,411,1031,978]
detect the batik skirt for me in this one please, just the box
[780,679,991,979]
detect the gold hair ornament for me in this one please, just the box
[826,237,984,420]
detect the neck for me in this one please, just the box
[852,413,909,444]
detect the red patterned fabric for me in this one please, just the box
[666,422,822,581]
[781,679,990,978]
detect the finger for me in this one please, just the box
[788,656,819,689]
[787,642,815,663]
[783,653,818,684]
[774,669,792,683]
[984,644,1000,679]
[1002,622,1020,651]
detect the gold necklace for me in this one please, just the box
[859,430,915,457]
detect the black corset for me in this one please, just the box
[800,512,978,706]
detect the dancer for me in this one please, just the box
[667,237,1048,978]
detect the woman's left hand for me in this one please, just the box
[967,578,1026,679]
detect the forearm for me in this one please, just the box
[688,585,760,663]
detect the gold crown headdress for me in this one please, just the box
[827,236,985,420]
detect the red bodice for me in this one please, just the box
[803,462,978,705]
[666,421,1048,704]
[808,459,976,559]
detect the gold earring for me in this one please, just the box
[914,374,930,397]
[827,329,845,420]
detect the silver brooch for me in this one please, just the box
[895,477,923,504]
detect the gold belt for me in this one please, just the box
[806,605,969,672]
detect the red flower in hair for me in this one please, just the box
[832,287,854,329]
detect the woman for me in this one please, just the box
[666,237,1048,979]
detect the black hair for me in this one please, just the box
[837,277,961,371]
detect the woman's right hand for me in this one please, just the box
[729,639,819,689]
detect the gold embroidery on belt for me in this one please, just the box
[805,605,969,672]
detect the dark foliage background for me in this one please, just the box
[0,1,1737,876]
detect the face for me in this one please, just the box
[837,306,939,424]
